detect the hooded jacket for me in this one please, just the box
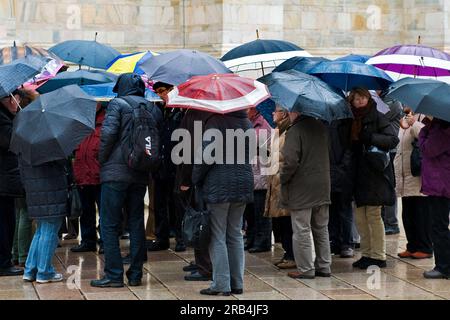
[99,73,163,184]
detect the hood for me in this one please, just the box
[112,73,145,97]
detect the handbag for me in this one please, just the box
[181,187,211,249]
[363,145,390,172]
[410,138,422,177]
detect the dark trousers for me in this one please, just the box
[382,153,399,229]
[402,197,433,254]
[154,177,183,244]
[100,182,147,282]
[428,196,450,276]
[278,216,294,260]
[79,185,102,247]
[194,247,212,277]
[0,196,15,268]
[245,190,272,249]
[329,193,354,251]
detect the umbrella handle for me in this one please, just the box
[10,93,22,111]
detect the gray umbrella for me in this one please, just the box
[386,77,450,122]
[139,49,231,86]
[258,70,353,123]
[0,56,48,98]
[10,85,97,165]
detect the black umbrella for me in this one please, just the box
[0,56,48,98]
[37,69,118,94]
[10,85,97,165]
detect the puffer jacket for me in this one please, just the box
[19,159,68,220]
[99,73,163,184]
[192,110,254,204]
[351,103,400,207]
[73,106,105,186]
[419,118,450,198]
[249,112,271,190]
[264,116,290,218]
[0,106,23,197]
[394,115,425,197]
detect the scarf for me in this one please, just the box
[351,104,372,142]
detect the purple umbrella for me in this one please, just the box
[366,45,450,83]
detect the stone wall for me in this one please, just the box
[0,0,449,58]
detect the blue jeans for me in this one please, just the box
[207,202,246,292]
[24,217,63,281]
[100,182,146,282]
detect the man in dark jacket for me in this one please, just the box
[91,73,162,288]
[280,113,332,279]
[0,91,24,276]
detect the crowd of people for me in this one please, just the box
[0,72,449,296]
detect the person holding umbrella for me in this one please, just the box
[348,88,399,270]
[0,90,25,277]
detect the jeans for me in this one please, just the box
[100,182,147,282]
[245,190,272,249]
[208,202,246,292]
[24,217,63,281]
[329,193,354,251]
[402,197,433,254]
[0,196,15,268]
[12,198,33,264]
[78,185,101,247]
[428,196,450,276]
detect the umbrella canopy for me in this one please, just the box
[308,60,393,91]
[0,56,48,98]
[385,77,450,122]
[166,73,270,114]
[80,82,161,102]
[366,44,450,83]
[273,56,329,74]
[335,54,371,63]
[37,70,118,94]
[258,70,353,123]
[255,98,276,128]
[0,43,61,65]
[106,51,158,74]
[49,40,120,69]
[10,85,97,165]
[221,39,312,75]
[140,49,231,86]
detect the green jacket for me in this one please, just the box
[280,116,331,210]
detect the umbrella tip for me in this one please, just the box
[95,32,98,42]
[256,29,259,39]
[418,35,421,44]
[13,40,16,47]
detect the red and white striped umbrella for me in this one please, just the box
[166,73,270,114]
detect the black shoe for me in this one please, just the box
[184,271,211,281]
[248,246,271,253]
[423,269,449,279]
[128,279,142,286]
[147,240,170,251]
[352,256,370,268]
[200,288,231,296]
[175,242,186,252]
[70,243,97,253]
[182,263,198,272]
[90,277,124,288]
[231,288,243,294]
[122,254,131,265]
[359,258,387,269]
[0,266,24,277]
[98,246,104,254]
[315,271,331,277]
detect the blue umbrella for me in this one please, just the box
[273,56,329,74]
[258,70,353,123]
[308,60,393,91]
[49,40,120,69]
[221,39,302,61]
[386,77,450,122]
[255,98,276,128]
[140,49,231,86]
[37,70,117,94]
[0,56,48,98]
[335,54,371,63]
[80,82,161,102]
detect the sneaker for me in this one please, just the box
[23,275,35,282]
[36,273,63,283]
[423,268,449,280]
[385,226,400,235]
[340,248,354,258]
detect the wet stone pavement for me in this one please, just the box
[0,231,449,300]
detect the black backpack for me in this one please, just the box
[119,96,161,172]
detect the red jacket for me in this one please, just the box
[73,108,106,185]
